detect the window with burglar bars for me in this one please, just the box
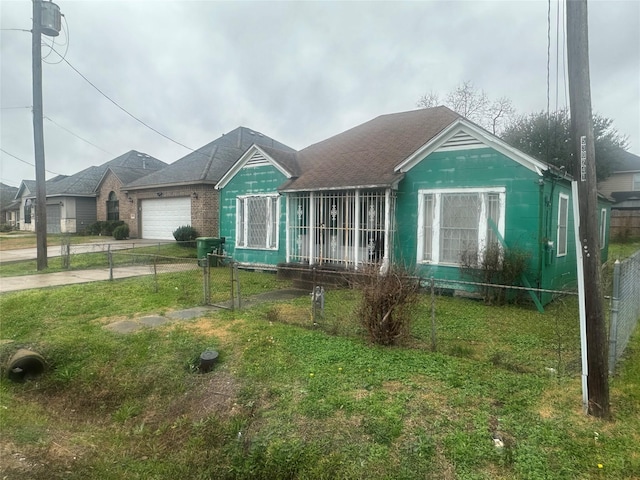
[288,189,392,266]
[418,188,505,266]
[236,195,279,249]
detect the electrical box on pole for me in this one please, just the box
[40,1,61,37]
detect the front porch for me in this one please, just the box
[286,189,395,269]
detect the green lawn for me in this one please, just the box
[1,271,638,479]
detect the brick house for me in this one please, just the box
[15,151,165,234]
[122,127,293,240]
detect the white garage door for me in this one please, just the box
[141,197,191,240]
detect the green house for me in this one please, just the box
[217,107,610,305]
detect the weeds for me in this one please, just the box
[0,269,639,479]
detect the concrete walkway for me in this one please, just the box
[0,265,161,293]
[0,239,169,263]
[0,241,309,334]
[0,240,180,293]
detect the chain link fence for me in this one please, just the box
[608,249,640,373]
[263,265,586,376]
[55,237,639,374]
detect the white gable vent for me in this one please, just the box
[246,150,269,167]
[438,131,484,151]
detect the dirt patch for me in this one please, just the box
[180,318,240,344]
[165,370,243,422]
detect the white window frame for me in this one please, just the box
[557,193,569,257]
[633,173,640,191]
[600,208,607,250]
[417,187,506,266]
[235,194,279,250]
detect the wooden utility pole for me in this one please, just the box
[33,0,48,270]
[566,0,610,419]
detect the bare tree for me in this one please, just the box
[417,81,515,135]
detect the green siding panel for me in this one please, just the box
[219,165,288,266]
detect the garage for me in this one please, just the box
[46,204,61,234]
[141,197,191,240]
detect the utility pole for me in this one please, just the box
[566,0,610,419]
[33,0,48,270]
[32,0,61,269]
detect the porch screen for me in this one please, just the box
[419,188,505,266]
[236,195,278,249]
[288,190,392,266]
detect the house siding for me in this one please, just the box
[598,172,637,197]
[76,197,97,233]
[97,171,136,233]
[219,165,287,265]
[395,147,584,301]
[397,148,538,268]
[126,186,218,239]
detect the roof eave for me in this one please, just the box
[125,180,218,191]
[395,118,550,176]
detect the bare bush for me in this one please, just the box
[460,243,531,304]
[354,265,420,346]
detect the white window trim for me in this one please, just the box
[557,193,569,257]
[600,208,607,250]
[633,172,640,191]
[235,194,280,250]
[417,187,506,266]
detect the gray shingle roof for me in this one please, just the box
[0,183,18,210]
[614,150,640,172]
[45,150,166,197]
[281,107,460,191]
[125,127,294,189]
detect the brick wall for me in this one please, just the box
[127,185,220,239]
[96,171,135,228]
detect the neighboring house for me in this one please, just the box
[0,183,19,229]
[15,179,39,233]
[123,127,294,240]
[15,151,166,234]
[597,150,640,240]
[217,107,611,305]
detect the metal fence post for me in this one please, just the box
[232,262,241,310]
[608,260,621,375]
[312,266,318,324]
[108,244,113,281]
[61,234,70,269]
[203,256,210,305]
[153,254,158,293]
[430,277,437,351]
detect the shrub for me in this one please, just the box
[460,243,531,304]
[0,223,14,233]
[112,224,129,240]
[86,220,124,236]
[173,225,198,245]
[354,265,420,346]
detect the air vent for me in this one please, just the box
[246,151,269,167]
[439,131,484,151]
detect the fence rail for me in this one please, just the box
[608,250,640,372]
[55,240,640,374]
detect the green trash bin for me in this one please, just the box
[196,237,225,266]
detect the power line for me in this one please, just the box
[0,148,63,176]
[50,46,197,153]
[44,115,114,155]
[1,106,113,156]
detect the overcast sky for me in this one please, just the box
[1,0,638,188]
